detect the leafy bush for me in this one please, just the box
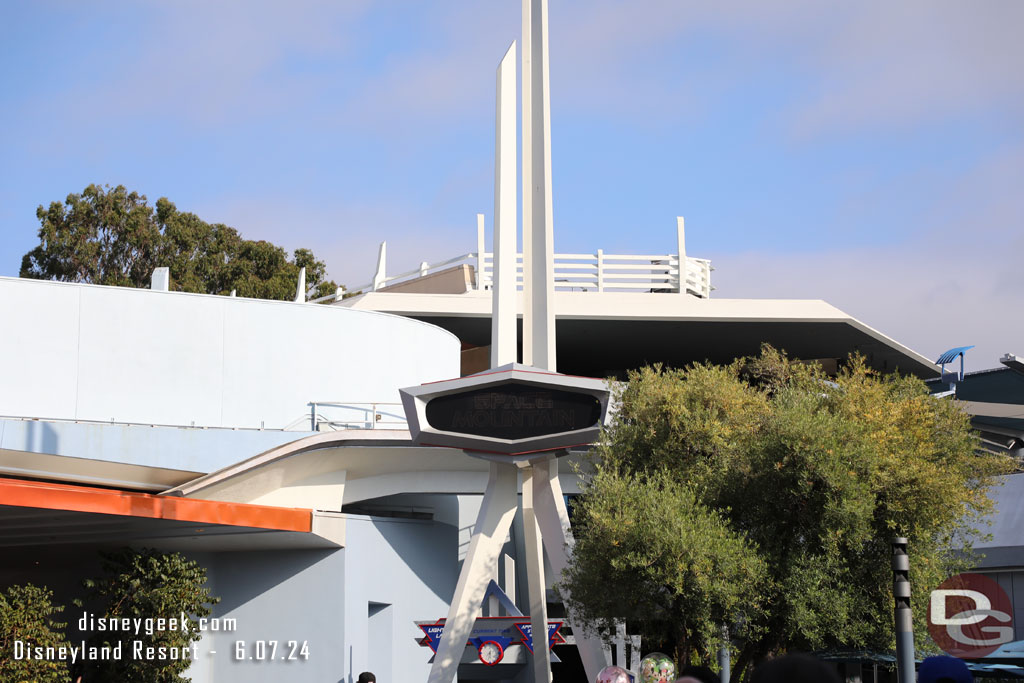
[78,549,219,683]
[0,584,71,683]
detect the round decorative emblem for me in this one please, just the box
[928,572,1013,658]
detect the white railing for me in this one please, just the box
[313,250,711,301]
[308,250,476,303]
[308,402,407,431]
[475,252,712,296]
[309,218,713,302]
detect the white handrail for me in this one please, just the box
[322,251,711,300]
[476,252,712,297]
[308,401,407,431]
[306,212,715,304]
[335,253,476,298]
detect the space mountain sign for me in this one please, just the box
[400,363,611,456]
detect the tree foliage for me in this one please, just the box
[561,346,1010,680]
[78,548,218,683]
[0,584,71,683]
[565,470,766,667]
[21,184,339,300]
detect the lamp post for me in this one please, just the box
[892,537,915,683]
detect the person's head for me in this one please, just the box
[357,673,376,683]
[749,653,840,683]
[677,664,721,683]
[918,655,973,683]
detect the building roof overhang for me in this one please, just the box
[161,430,588,509]
[340,291,940,378]
[0,445,202,492]
[0,476,340,551]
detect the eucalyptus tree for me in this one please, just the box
[21,184,338,300]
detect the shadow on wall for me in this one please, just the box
[371,517,458,602]
[23,420,60,455]
[208,549,337,615]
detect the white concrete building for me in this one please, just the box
[0,237,948,681]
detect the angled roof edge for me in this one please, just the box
[162,430,428,498]
[0,476,311,532]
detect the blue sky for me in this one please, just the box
[2,1,1022,370]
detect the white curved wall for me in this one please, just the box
[0,277,459,429]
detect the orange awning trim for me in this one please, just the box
[0,477,311,533]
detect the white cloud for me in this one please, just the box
[711,139,1024,371]
[784,1,1024,136]
[712,243,1023,373]
[19,1,1023,145]
[12,0,371,131]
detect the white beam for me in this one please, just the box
[523,0,556,371]
[372,242,387,291]
[492,41,518,368]
[521,0,533,367]
[677,216,687,295]
[476,213,486,290]
[294,266,306,303]
[522,462,552,682]
[503,553,517,613]
[533,457,608,681]
[427,462,519,683]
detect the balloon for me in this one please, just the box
[639,652,676,683]
[596,665,632,683]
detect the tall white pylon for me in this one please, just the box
[522,1,559,681]
[521,0,533,366]
[492,42,518,368]
[426,43,522,683]
[522,0,557,372]
[428,3,609,682]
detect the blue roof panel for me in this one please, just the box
[936,345,975,364]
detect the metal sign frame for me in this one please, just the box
[400,362,611,456]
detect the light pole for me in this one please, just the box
[892,537,916,683]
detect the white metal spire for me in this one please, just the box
[522,0,556,371]
[491,42,518,368]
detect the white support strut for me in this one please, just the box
[476,213,486,290]
[521,0,533,367]
[676,216,686,295]
[532,457,608,682]
[492,41,518,368]
[372,241,387,291]
[524,0,556,372]
[427,462,519,683]
[522,462,552,683]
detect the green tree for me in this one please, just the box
[78,549,218,683]
[564,470,767,666]
[0,584,71,683]
[21,184,339,300]
[561,347,1010,680]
